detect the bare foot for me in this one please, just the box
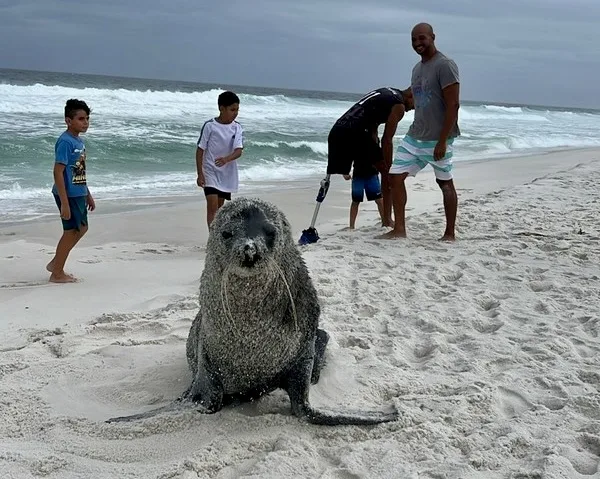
[439,234,456,242]
[376,230,407,240]
[46,260,75,278]
[49,272,78,283]
[341,226,355,231]
[381,220,395,228]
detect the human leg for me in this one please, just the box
[205,194,220,228]
[347,177,365,229]
[348,202,360,229]
[375,198,385,224]
[49,226,88,283]
[430,141,456,241]
[436,179,457,241]
[48,196,88,282]
[377,173,409,239]
[363,174,386,227]
[377,137,424,239]
[380,172,394,227]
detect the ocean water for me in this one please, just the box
[2,68,600,224]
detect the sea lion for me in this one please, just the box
[108,197,397,426]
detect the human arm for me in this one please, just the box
[215,148,243,167]
[434,60,460,161]
[434,83,460,160]
[375,103,405,173]
[215,123,244,167]
[86,189,95,211]
[196,147,205,187]
[53,163,71,220]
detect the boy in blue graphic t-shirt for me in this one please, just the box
[47,99,95,283]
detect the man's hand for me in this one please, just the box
[434,140,447,161]
[374,160,390,174]
[343,174,351,180]
[196,173,205,187]
[215,157,228,167]
[60,203,71,220]
[87,194,96,211]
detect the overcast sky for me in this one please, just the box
[1,0,599,108]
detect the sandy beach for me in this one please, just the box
[1,148,599,478]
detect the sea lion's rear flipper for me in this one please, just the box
[286,352,398,426]
[302,405,398,426]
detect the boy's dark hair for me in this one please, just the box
[65,99,91,119]
[218,91,240,107]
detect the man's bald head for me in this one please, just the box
[411,23,436,59]
[412,23,434,36]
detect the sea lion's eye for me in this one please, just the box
[222,231,233,239]
[264,225,277,238]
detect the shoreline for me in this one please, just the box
[0,146,600,233]
[2,144,600,229]
[1,147,598,246]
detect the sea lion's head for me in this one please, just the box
[207,197,293,277]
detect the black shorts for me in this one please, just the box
[326,123,383,175]
[204,187,231,200]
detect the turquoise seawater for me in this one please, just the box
[2,68,600,223]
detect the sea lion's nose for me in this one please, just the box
[244,241,257,260]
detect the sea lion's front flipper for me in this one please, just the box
[106,356,223,423]
[105,399,211,423]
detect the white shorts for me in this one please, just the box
[389,135,455,181]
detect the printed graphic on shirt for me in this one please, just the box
[72,149,87,185]
[413,78,433,109]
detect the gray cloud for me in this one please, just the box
[1,0,599,108]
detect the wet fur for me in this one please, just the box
[108,197,397,426]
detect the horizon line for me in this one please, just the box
[1,67,598,113]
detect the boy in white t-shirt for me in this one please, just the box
[196,91,244,227]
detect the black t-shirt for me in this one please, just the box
[336,87,405,131]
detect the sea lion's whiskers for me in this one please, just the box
[269,258,298,333]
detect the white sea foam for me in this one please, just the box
[1,81,600,222]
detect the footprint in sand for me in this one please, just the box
[578,434,600,458]
[561,444,600,476]
[0,362,29,379]
[477,297,501,312]
[472,319,504,334]
[413,343,438,362]
[497,386,533,418]
[573,396,600,420]
[534,301,551,314]
[0,280,56,289]
[570,337,600,359]
[578,370,600,390]
[443,270,463,282]
[357,304,378,318]
[338,335,371,350]
[28,328,65,343]
[529,280,554,292]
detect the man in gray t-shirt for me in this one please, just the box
[379,23,460,242]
